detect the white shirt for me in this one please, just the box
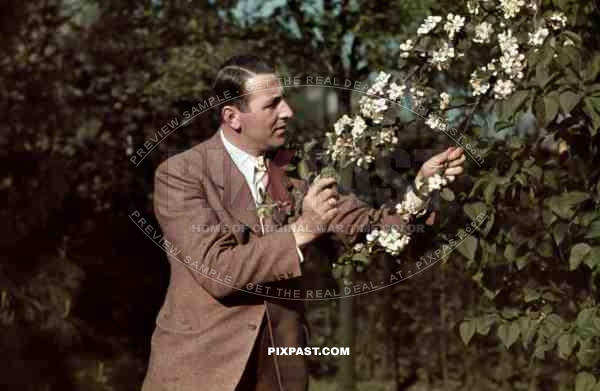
[220,128,304,263]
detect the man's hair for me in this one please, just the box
[212,54,275,121]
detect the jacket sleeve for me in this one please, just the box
[153,156,303,300]
[325,192,410,245]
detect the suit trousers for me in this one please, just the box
[235,298,309,391]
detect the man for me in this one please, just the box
[141,54,465,391]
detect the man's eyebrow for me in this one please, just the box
[264,94,283,106]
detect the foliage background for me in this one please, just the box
[2,0,600,390]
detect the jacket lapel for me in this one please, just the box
[198,131,299,235]
[200,132,260,234]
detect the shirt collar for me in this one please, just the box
[219,128,264,185]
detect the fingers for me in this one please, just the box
[309,177,337,196]
[447,154,466,167]
[316,188,338,204]
[444,166,464,176]
[321,206,338,222]
[447,147,464,161]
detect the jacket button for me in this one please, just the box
[247,323,258,331]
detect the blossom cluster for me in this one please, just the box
[365,228,411,257]
[326,71,409,168]
[358,172,453,259]
[324,1,571,269]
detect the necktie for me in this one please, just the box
[254,155,269,205]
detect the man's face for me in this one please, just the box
[237,73,293,151]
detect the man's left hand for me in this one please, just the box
[417,146,466,180]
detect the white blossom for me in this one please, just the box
[563,38,575,47]
[427,174,446,191]
[372,227,411,256]
[526,2,537,11]
[473,22,494,44]
[444,14,466,40]
[359,96,387,124]
[494,79,515,99]
[399,39,414,52]
[409,87,426,109]
[367,71,391,96]
[396,189,426,215]
[351,115,367,138]
[439,92,450,110]
[498,30,526,79]
[429,43,455,71]
[470,71,490,96]
[425,114,447,131]
[356,154,375,168]
[467,1,480,15]
[334,114,353,135]
[375,127,399,146]
[417,15,442,35]
[498,0,525,19]
[547,12,567,30]
[366,229,380,242]
[388,82,406,101]
[528,27,549,47]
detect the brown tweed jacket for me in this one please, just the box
[141,131,428,391]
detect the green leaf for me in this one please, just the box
[351,253,370,264]
[553,222,569,245]
[577,308,597,329]
[584,54,600,82]
[537,240,554,258]
[475,315,497,336]
[506,90,530,116]
[459,320,476,345]
[440,188,455,201]
[545,192,590,220]
[483,180,497,204]
[502,307,521,319]
[521,165,542,180]
[544,92,560,126]
[584,247,600,269]
[519,316,537,348]
[587,84,600,97]
[558,333,578,359]
[562,46,581,69]
[534,341,553,360]
[523,288,542,302]
[504,244,516,262]
[577,338,600,366]
[575,372,597,391]
[562,31,582,46]
[497,321,520,349]
[464,202,487,222]
[543,208,558,227]
[516,254,529,270]
[560,91,581,114]
[585,221,600,239]
[536,63,551,89]
[584,97,600,135]
[457,234,478,261]
[570,243,592,271]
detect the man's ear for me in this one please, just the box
[222,105,241,131]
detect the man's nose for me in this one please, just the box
[279,100,294,119]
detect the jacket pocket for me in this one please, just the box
[155,306,205,335]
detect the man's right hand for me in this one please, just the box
[290,176,339,247]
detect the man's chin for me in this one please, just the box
[267,137,286,150]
